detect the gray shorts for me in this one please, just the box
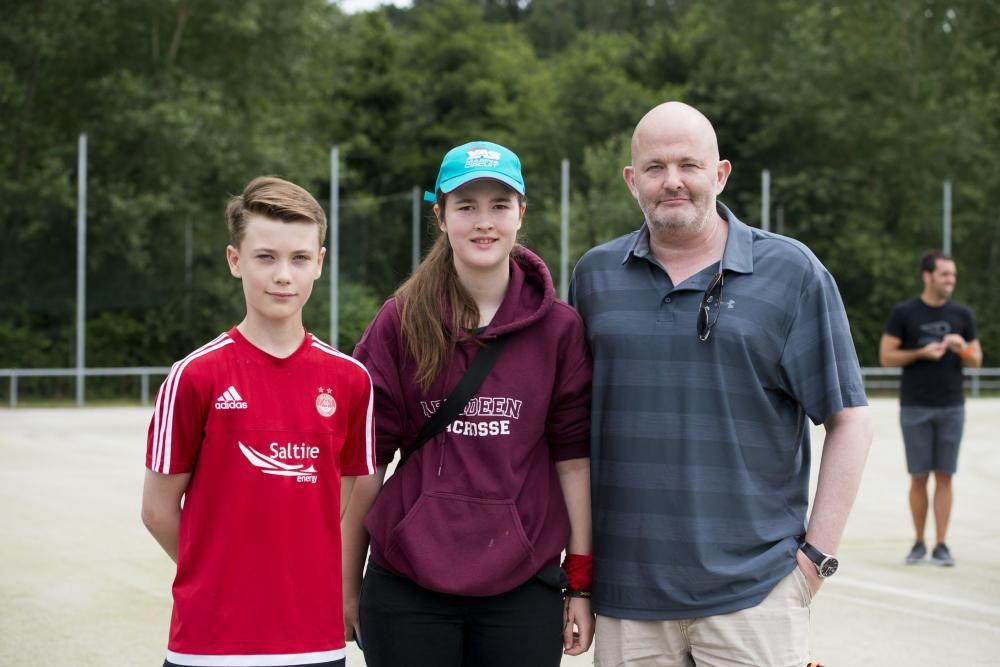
[900,405,965,475]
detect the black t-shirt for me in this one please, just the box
[885,297,977,406]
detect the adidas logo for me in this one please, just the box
[215,385,248,410]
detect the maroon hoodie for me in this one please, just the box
[353,247,591,596]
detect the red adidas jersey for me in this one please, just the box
[146,327,375,666]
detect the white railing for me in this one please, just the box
[0,366,998,408]
[0,367,170,407]
[861,367,998,397]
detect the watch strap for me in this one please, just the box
[800,541,838,578]
[800,541,827,565]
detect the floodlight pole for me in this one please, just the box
[412,186,421,272]
[330,146,339,348]
[184,218,193,325]
[761,169,770,232]
[76,134,87,406]
[942,180,952,255]
[560,159,570,300]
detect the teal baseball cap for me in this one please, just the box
[423,141,525,203]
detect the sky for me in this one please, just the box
[338,0,413,12]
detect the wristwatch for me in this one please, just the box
[800,542,839,578]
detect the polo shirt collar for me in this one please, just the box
[622,201,755,276]
[622,223,653,264]
[717,201,754,275]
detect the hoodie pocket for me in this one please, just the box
[383,492,534,596]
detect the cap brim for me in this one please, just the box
[439,171,525,196]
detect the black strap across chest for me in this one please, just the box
[397,336,508,468]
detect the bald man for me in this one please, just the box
[569,102,873,666]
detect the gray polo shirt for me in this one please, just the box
[569,202,867,619]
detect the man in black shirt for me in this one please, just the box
[880,251,982,566]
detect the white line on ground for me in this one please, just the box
[823,590,1000,634]
[835,576,1000,617]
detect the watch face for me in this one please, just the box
[819,557,839,578]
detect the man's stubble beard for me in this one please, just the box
[644,198,715,238]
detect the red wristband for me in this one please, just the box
[960,346,974,359]
[562,553,593,592]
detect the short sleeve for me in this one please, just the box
[778,269,868,425]
[884,303,906,339]
[146,362,207,474]
[963,307,978,342]
[339,362,376,476]
[567,270,580,310]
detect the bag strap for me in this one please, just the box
[398,336,508,468]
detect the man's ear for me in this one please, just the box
[226,245,241,278]
[715,159,732,195]
[623,165,638,199]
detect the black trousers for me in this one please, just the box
[358,560,564,667]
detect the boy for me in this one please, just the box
[141,176,375,667]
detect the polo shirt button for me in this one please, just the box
[663,297,672,303]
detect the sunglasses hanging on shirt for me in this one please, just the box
[697,271,725,342]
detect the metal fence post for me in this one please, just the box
[560,159,570,300]
[943,180,952,256]
[76,133,88,407]
[329,145,340,348]
[761,169,770,232]
[412,186,421,273]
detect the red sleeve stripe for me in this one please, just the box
[151,334,233,473]
[311,340,376,475]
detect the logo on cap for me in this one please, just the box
[465,148,502,169]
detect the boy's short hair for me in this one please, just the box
[225,176,327,247]
[919,249,951,275]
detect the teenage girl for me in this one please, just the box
[342,141,595,666]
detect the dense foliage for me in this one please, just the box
[2,0,997,392]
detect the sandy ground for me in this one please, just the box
[1,398,999,666]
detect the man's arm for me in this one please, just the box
[943,334,983,368]
[341,466,387,644]
[797,405,874,593]
[879,333,945,367]
[962,339,983,368]
[141,469,191,563]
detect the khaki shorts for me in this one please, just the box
[595,567,813,667]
